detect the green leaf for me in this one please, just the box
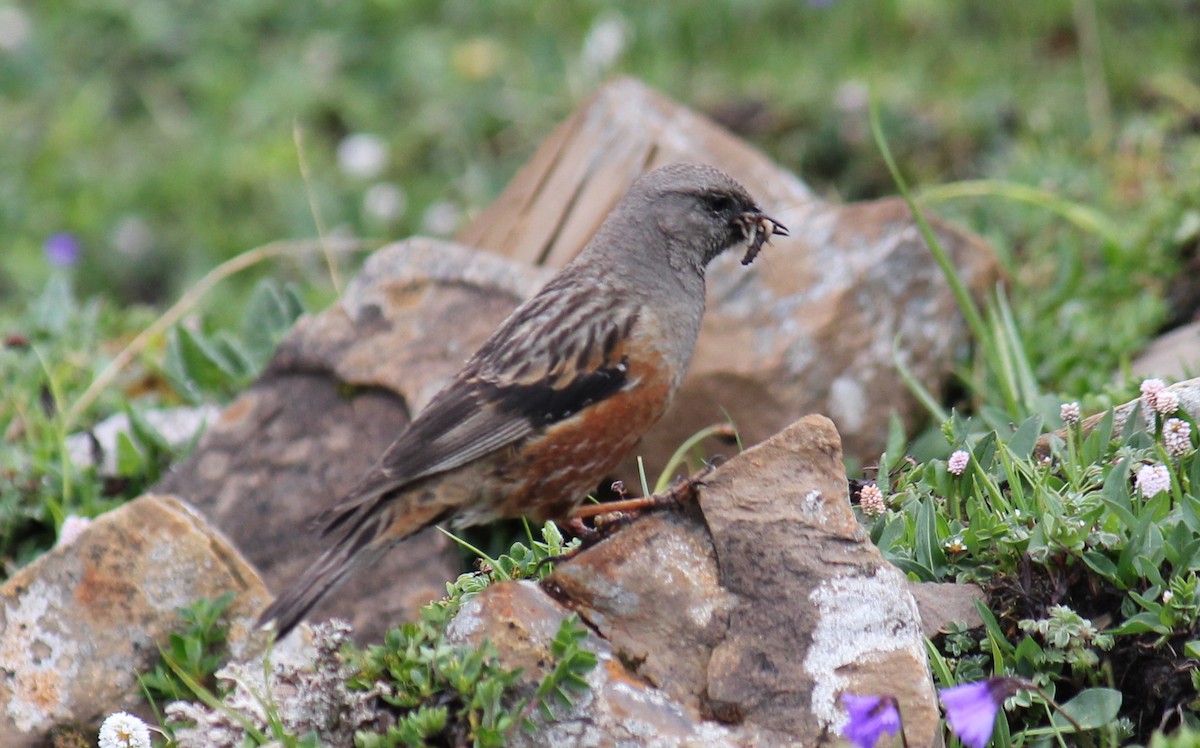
[1081,551,1118,581]
[1050,687,1122,730]
[884,413,907,473]
[1007,414,1043,458]
[115,431,145,476]
[1184,641,1200,659]
[167,325,234,397]
[1108,612,1171,636]
[914,498,947,579]
[126,406,171,455]
[974,600,1016,659]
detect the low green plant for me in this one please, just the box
[163,279,305,401]
[142,523,592,748]
[140,592,237,704]
[349,522,594,748]
[862,399,1199,742]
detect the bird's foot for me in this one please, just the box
[570,465,711,521]
[539,469,713,574]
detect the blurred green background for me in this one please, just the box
[2,0,1199,395]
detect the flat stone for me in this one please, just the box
[1130,321,1200,382]
[0,495,270,746]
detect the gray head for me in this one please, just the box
[593,163,787,275]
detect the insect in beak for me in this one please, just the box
[738,212,789,266]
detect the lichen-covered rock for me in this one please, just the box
[698,415,938,745]
[538,416,941,745]
[0,495,270,747]
[445,581,746,748]
[166,621,381,747]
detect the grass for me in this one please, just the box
[3,1,1200,746]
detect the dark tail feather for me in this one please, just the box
[258,498,454,639]
[258,508,389,639]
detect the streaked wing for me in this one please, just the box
[316,280,639,534]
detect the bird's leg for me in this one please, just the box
[539,469,713,574]
[557,517,599,542]
[571,466,710,520]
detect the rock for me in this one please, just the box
[908,582,987,639]
[155,239,544,641]
[144,414,936,746]
[0,495,270,746]
[458,77,1000,467]
[1036,376,1200,457]
[544,508,735,717]
[445,581,746,748]
[165,621,380,748]
[1130,321,1200,382]
[541,414,940,746]
[65,404,220,475]
[699,414,939,746]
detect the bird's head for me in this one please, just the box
[623,163,788,272]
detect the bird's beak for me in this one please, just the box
[738,211,789,266]
[761,213,788,238]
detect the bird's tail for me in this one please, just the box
[258,482,457,639]
[256,510,389,639]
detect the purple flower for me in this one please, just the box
[840,693,901,748]
[939,678,1025,748]
[44,232,80,267]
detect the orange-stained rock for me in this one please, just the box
[0,495,270,746]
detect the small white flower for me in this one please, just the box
[99,712,151,748]
[421,200,463,236]
[1164,418,1192,457]
[1136,463,1171,499]
[0,6,31,52]
[337,133,389,179]
[834,80,870,114]
[111,215,153,257]
[948,450,970,476]
[362,182,407,225]
[1163,590,1175,604]
[1155,389,1180,415]
[580,13,631,79]
[858,483,886,517]
[1060,402,1081,426]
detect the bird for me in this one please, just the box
[258,162,788,637]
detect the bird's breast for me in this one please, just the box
[491,344,675,521]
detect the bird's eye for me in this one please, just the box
[705,194,736,214]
